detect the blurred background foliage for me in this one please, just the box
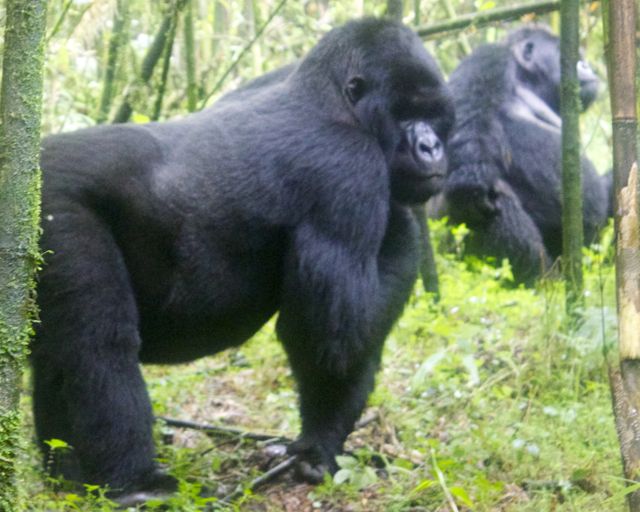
[0,0,612,175]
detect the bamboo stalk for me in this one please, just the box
[604,0,640,509]
[113,0,188,124]
[416,0,597,40]
[97,0,130,123]
[152,6,180,121]
[560,0,584,316]
[184,0,198,112]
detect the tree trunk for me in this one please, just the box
[560,0,584,317]
[0,1,48,510]
[603,0,640,510]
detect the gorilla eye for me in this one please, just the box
[522,41,534,61]
[345,77,366,104]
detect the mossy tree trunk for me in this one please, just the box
[0,1,48,510]
[603,0,640,510]
[559,0,584,317]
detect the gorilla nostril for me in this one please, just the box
[418,139,442,160]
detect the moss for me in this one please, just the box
[0,0,47,508]
[0,411,21,512]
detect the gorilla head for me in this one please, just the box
[508,25,600,113]
[296,21,454,204]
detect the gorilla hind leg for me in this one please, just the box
[34,207,164,493]
[31,358,82,482]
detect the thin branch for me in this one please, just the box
[97,0,129,123]
[157,416,290,443]
[215,411,380,503]
[46,0,73,43]
[184,0,198,112]
[416,0,597,40]
[200,0,287,108]
[431,449,460,512]
[158,410,379,444]
[220,456,298,503]
[438,0,472,54]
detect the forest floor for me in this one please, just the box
[18,220,626,511]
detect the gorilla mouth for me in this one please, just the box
[579,78,600,110]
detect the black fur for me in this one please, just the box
[218,64,446,296]
[33,18,453,497]
[437,25,608,284]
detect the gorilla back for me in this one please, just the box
[34,18,453,498]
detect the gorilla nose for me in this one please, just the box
[416,131,443,162]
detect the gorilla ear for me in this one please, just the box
[513,40,536,72]
[345,76,366,105]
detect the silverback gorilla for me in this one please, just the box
[33,19,454,500]
[438,25,608,285]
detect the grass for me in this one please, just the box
[17,220,626,511]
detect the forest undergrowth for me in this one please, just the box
[17,220,626,511]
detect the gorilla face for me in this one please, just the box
[390,120,450,203]
[509,26,600,114]
[335,25,454,205]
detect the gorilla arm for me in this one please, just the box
[464,179,552,285]
[276,151,419,481]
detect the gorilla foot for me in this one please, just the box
[288,438,338,484]
[109,470,178,507]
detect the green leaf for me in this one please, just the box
[333,469,352,485]
[393,458,414,470]
[44,438,69,450]
[412,479,436,493]
[450,486,474,508]
[132,112,151,124]
[336,455,358,469]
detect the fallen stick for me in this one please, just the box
[158,410,379,444]
[220,456,298,504]
[157,416,289,443]
[159,410,380,505]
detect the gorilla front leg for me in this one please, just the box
[277,205,419,482]
[283,348,381,482]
